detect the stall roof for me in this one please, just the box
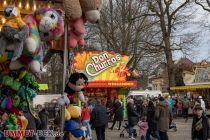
[87,81,137,88]
[170,84,210,91]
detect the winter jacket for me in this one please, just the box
[127,103,139,126]
[138,121,148,137]
[24,112,38,130]
[155,101,170,132]
[192,115,209,140]
[113,101,123,121]
[38,109,49,130]
[147,106,157,131]
[90,104,108,128]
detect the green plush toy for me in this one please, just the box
[5,114,18,130]
[2,76,13,87]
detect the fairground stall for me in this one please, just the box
[72,51,137,116]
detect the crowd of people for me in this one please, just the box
[18,94,210,140]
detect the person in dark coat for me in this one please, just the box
[127,98,140,139]
[90,99,108,140]
[37,104,49,140]
[192,104,210,140]
[146,101,160,140]
[109,99,123,130]
[23,106,40,140]
[155,97,170,140]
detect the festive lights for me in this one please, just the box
[26,2,30,10]
[33,4,37,11]
[2,18,5,24]
[3,0,7,6]
[18,2,22,9]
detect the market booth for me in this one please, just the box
[72,51,137,116]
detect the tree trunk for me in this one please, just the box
[164,37,175,90]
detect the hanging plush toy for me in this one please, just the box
[9,8,64,73]
[65,0,102,48]
[0,6,28,61]
[58,72,88,105]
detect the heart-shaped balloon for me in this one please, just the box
[6,96,12,110]
[1,97,7,110]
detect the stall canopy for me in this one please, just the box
[170,84,210,91]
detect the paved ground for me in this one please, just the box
[45,117,192,140]
[91,118,192,140]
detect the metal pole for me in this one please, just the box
[60,20,68,136]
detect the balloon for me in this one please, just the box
[3,76,13,87]
[1,97,7,110]
[6,96,12,110]
[11,80,21,91]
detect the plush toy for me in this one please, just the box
[64,105,84,139]
[5,114,18,130]
[57,72,88,105]
[9,8,64,73]
[0,6,28,61]
[79,0,102,23]
[68,18,85,48]
[63,0,102,23]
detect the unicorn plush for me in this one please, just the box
[9,8,64,73]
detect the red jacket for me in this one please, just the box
[81,107,91,121]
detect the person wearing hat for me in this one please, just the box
[192,104,210,140]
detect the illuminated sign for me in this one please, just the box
[87,81,137,88]
[85,52,121,77]
[73,51,129,81]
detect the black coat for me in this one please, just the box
[127,103,139,126]
[90,104,108,128]
[38,109,49,130]
[192,115,209,140]
[147,106,157,131]
[113,101,123,121]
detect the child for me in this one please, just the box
[137,116,148,140]
[177,101,182,116]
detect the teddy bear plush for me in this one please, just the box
[0,6,28,61]
[63,0,102,49]
[9,8,64,73]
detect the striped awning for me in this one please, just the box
[170,85,210,91]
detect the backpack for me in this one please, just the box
[182,101,189,109]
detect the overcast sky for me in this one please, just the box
[173,4,210,62]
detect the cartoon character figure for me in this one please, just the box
[0,6,28,61]
[58,72,88,105]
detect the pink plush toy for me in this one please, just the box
[68,18,85,48]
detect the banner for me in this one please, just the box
[73,51,129,81]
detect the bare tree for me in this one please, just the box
[139,0,200,89]
[86,0,164,71]
[195,0,210,12]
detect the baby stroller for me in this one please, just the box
[169,119,177,131]
[119,123,137,138]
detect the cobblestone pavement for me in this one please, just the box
[92,118,192,140]
[46,118,192,140]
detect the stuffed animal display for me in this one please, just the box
[0,6,64,140]
[64,104,84,139]
[9,7,64,73]
[64,0,102,48]
[57,72,88,105]
[42,0,103,66]
[0,6,28,61]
